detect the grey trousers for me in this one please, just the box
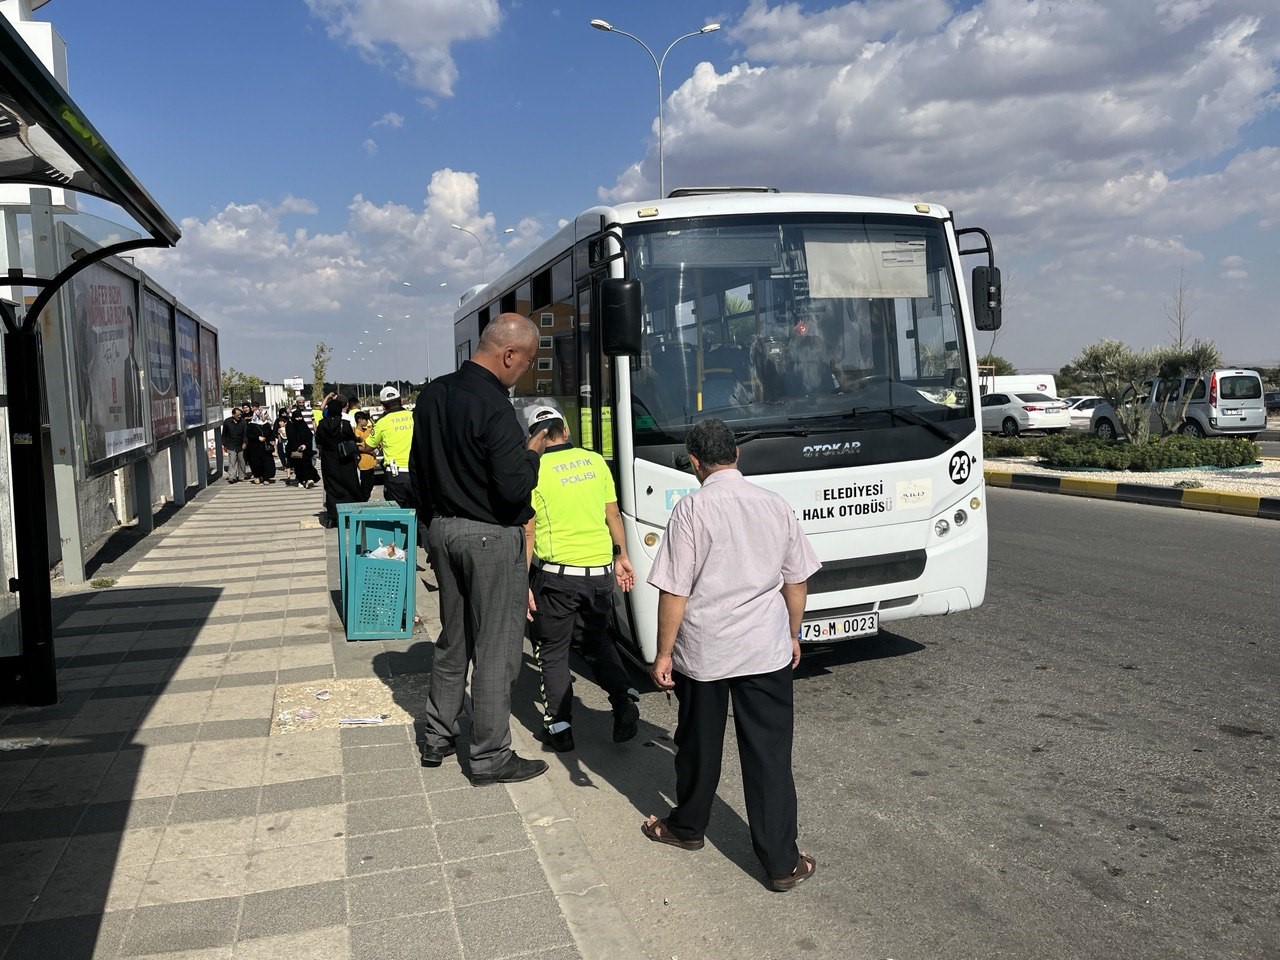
[224,449,246,481]
[421,517,527,775]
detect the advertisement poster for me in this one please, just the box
[143,289,179,442]
[199,325,221,424]
[69,261,147,466]
[177,311,202,430]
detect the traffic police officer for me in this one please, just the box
[523,404,640,752]
[364,386,415,510]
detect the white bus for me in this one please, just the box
[453,188,1002,662]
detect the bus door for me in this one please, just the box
[575,276,614,459]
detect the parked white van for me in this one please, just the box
[1090,369,1267,439]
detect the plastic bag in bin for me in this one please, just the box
[367,539,406,561]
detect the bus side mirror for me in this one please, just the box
[972,265,1002,331]
[600,278,643,357]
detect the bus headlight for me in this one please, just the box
[953,509,968,526]
[934,518,951,537]
[969,497,981,510]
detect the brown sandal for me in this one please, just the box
[770,852,816,892]
[641,815,704,850]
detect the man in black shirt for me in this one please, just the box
[411,313,551,785]
[221,406,248,483]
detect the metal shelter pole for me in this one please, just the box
[0,304,56,705]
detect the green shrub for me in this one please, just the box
[1015,432,1260,472]
[982,435,1050,458]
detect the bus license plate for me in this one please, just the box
[800,613,879,642]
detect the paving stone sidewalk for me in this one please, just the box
[0,478,603,960]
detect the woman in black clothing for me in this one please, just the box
[286,408,319,488]
[274,408,292,480]
[245,410,277,483]
[314,395,362,526]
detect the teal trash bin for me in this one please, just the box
[337,502,388,616]
[338,503,417,640]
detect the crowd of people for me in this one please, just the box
[220,393,386,519]
[219,313,820,892]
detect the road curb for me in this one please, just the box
[983,470,1280,520]
[506,723,652,960]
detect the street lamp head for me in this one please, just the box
[590,18,613,31]
[502,227,515,235]
[450,223,463,231]
[402,281,412,287]
[439,282,447,288]
[700,23,721,33]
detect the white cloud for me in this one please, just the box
[363,138,378,156]
[372,111,405,128]
[598,0,1280,365]
[305,0,501,97]
[1220,254,1250,281]
[134,170,544,380]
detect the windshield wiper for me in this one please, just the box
[734,426,822,443]
[849,405,959,444]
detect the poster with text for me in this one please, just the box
[199,324,221,424]
[177,311,202,430]
[144,289,179,442]
[69,261,147,467]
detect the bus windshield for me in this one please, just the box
[623,214,974,455]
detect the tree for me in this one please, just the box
[1071,339,1157,442]
[1165,267,1196,350]
[1056,362,1092,397]
[1071,337,1223,442]
[1151,339,1222,434]
[978,353,1017,376]
[311,342,332,405]
[221,367,263,405]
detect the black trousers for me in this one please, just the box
[381,472,427,549]
[358,467,377,502]
[528,567,632,728]
[667,664,800,879]
[381,471,414,509]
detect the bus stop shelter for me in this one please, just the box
[0,13,180,705]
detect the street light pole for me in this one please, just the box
[402,280,449,383]
[450,224,514,284]
[590,18,720,199]
[376,314,402,389]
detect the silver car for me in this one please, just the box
[1090,370,1266,439]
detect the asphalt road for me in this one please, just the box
[527,488,1278,960]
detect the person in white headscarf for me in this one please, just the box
[245,407,277,484]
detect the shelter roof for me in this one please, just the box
[0,13,179,245]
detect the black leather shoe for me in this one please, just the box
[469,753,548,786]
[542,727,574,753]
[613,701,640,743]
[420,742,456,768]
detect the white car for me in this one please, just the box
[1059,395,1104,431]
[980,391,1070,436]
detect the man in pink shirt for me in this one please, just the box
[643,418,822,892]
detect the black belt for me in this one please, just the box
[533,558,613,577]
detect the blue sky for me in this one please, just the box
[35,0,1280,381]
